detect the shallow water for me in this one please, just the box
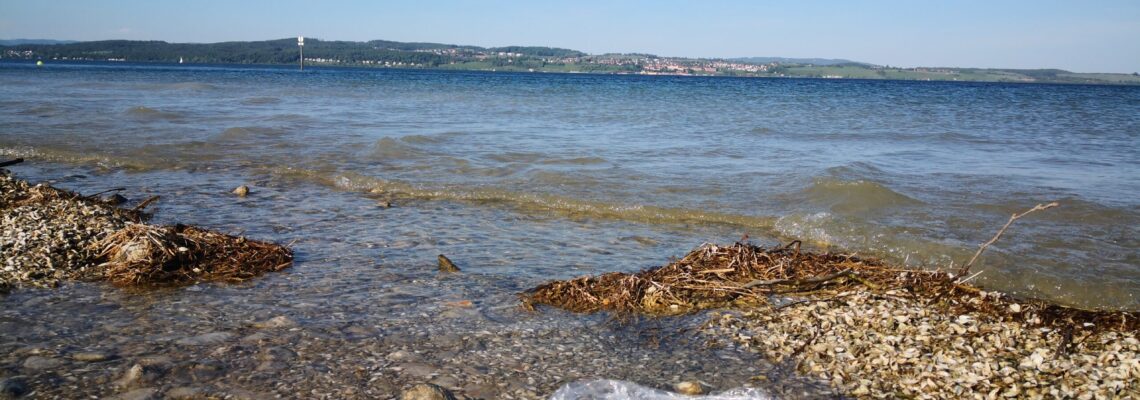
[1,60,1138,396]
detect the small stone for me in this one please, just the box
[115,363,166,388]
[437,254,460,273]
[232,185,250,197]
[252,316,296,329]
[176,332,234,346]
[22,356,62,370]
[166,387,205,400]
[1009,303,1022,313]
[674,381,704,395]
[102,194,128,205]
[401,383,457,400]
[386,350,420,362]
[106,388,158,400]
[0,376,29,398]
[72,352,113,362]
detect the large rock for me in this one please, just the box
[401,383,457,400]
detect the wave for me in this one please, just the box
[369,137,430,161]
[241,96,282,105]
[214,126,287,141]
[124,106,184,121]
[276,169,780,230]
[799,177,922,215]
[143,82,218,91]
[16,104,77,117]
[400,131,465,145]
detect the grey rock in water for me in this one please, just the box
[165,387,205,400]
[437,254,460,273]
[21,356,61,370]
[175,331,234,346]
[0,376,29,398]
[115,363,167,389]
[232,185,250,197]
[72,351,114,362]
[252,315,296,329]
[106,388,158,400]
[102,193,128,205]
[401,383,457,400]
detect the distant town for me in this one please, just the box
[3,38,1138,85]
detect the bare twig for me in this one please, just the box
[956,202,1059,278]
[132,195,161,212]
[742,269,855,289]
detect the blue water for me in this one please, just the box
[2,61,1139,310]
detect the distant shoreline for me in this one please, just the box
[3,38,1138,86]
[4,59,1140,88]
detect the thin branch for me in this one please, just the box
[957,202,1059,277]
[741,269,854,289]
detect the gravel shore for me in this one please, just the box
[1,171,129,289]
[701,290,1140,398]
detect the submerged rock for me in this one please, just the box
[175,332,234,346]
[102,193,128,205]
[437,254,460,273]
[106,388,158,400]
[673,381,705,395]
[401,383,457,400]
[21,356,62,370]
[232,185,250,197]
[72,351,114,362]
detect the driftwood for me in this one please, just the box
[956,202,1059,277]
[0,158,24,168]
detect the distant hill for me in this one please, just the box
[732,57,871,66]
[2,38,1136,85]
[0,38,585,66]
[0,39,77,46]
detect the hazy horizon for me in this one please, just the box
[1,0,1137,73]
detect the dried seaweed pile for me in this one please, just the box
[92,223,293,286]
[525,241,1139,333]
[2,167,292,289]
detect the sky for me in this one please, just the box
[1,0,1138,73]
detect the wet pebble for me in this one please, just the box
[106,388,158,400]
[401,383,457,400]
[72,352,114,362]
[252,316,296,329]
[175,332,234,346]
[21,356,61,370]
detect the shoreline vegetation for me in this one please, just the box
[0,161,292,292]
[3,38,1140,86]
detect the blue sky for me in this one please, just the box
[2,0,1138,73]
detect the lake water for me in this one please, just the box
[1,61,1138,397]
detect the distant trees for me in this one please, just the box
[0,38,580,68]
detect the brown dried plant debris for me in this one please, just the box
[2,169,292,289]
[91,223,293,287]
[524,241,1139,333]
